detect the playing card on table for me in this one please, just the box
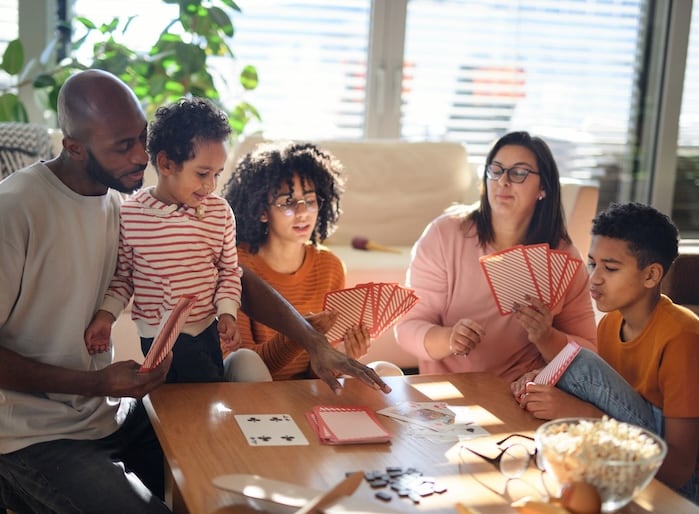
[322,282,418,344]
[234,414,309,446]
[377,401,456,432]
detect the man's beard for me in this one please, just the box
[86,149,145,194]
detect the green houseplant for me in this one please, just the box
[0,0,259,136]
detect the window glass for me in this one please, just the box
[402,0,647,211]
[0,1,19,88]
[73,1,177,53]
[228,0,370,139]
[73,0,371,140]
[673,4,699,235]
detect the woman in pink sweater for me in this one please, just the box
[395,131,596,382]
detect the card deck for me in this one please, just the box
[323,282,419,344]
[234,414,309,446]
[306,405,391,444]
[480,244,582,315]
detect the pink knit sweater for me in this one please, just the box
[394,210,597,382]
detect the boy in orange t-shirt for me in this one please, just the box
[513,202,699,503]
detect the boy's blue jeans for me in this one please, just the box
[0,399,170,514]
[558,349,698,504]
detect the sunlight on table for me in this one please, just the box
[411,380,464,400]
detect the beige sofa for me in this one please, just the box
[104,135,599,371]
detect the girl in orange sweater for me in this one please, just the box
[223,142,371,380]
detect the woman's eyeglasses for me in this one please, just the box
[459,434,542,479]
[271,196,323,217]
[458,434,559,504]
[486,163,540,184]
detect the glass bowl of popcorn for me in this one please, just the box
[534,417,667,512]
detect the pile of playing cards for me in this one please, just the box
[322,282,419,344]
[305,405,391,445]
[479,243,582,315]
[377,402,489,443]
[377,401,456,431]
[140,294,197,372]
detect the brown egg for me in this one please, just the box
[560,481,602,514]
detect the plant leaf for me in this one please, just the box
[0,93,28,122]
[218,0,241,12]
[1,39,25,75]
[75,16,97,30]
[208,7,234,37]
[240,65,258,90]
[33,73,56,89]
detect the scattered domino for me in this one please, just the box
[354,466,447,504]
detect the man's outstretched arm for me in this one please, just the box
[239,264,391,395]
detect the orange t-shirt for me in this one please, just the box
[232,243,345,380]
[598,295,699,418]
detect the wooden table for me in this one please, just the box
[144,373,699,514]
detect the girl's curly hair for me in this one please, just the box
[223,141,345,253]
[147,97,231,167]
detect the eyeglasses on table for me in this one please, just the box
[459,433,542,479]
[458,433,559,504]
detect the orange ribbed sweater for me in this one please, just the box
[234,243,345,380]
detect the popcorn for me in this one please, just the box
[536,417,666,512]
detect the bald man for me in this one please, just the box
[0,70,388,513]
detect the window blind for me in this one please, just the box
[402,0,645,176]
[226,0,371,139]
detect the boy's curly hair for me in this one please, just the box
[223,141,345,253]
[147,97,231,167]
[592,202,679,274]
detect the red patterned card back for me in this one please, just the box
[480,246,539,315]
[139,294,197,372]
[534,341,581,385]
[323,285,371,344]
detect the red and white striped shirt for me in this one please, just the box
[100,188,242,338]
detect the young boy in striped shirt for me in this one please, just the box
[84,97,271,383]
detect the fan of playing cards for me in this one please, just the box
[480,243,582,316]
[322,282,419,344]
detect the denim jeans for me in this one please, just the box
[558,349,698,504]
[0,399,170,514]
